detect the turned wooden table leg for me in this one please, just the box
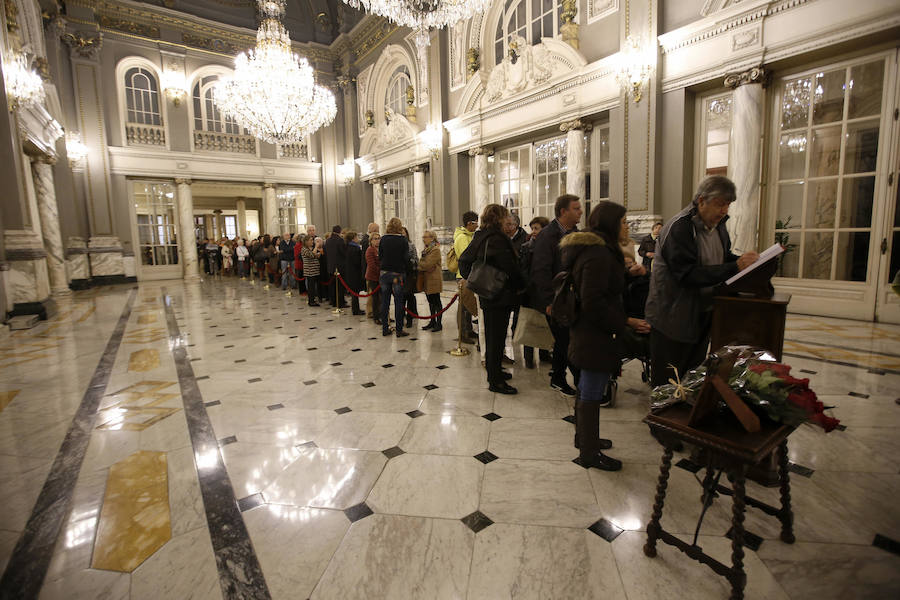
[700,466,716,504]
[644,445,674,558]
[777,439,796,543]
[728,467,748,600]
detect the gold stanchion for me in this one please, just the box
[332,268,344,314]
[449,281,470,357]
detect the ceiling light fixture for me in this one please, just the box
[3,51,45,110]
[341,0,490,47]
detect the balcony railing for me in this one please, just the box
[193,130,257,154]
[126,123,166,147]
[279,141,308,160]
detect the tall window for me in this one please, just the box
[534,135,567,218]
[224,215,237,239]
[773,58,886,282]
[124,67,162,125]
[276,188,310,234]
[384,175,414,225]
[697,93,733,182]
[134,182,178,267]
[192,75,242,134]
[386,67,411,115]
[496,145,530,219]
[494,0,561,65]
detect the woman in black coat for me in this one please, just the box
[458,203,525,395]
[343,230,366,315]
[560,201,650,471]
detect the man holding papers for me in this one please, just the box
[645,176,760,387]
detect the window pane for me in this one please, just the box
[776,242,800,278]
[848,61,884,119]
[140,246,154,265]
[835,232,869,281]
[840,176,875,228]
[779,133,807,180]
[542,13,552,37]
[843,119,879,174]
[805,179,837,229]
[812,69,845,125]
[803,232,834,279]
[532,20,541,43]
[810,126,841,177]
[706,144,729,173]
[597,169,609,199]
[781,78,811,129]
[776,182,804,229]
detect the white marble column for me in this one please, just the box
[725,67,766,254]
[175,178,199,280]
[371,178,386,232]
[562,120,587,201]
[469,147,490,216]
[412,166,427,252]
[236,198,248,239]
[263,183,278,236]
[31,155,70,295]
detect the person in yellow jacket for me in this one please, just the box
[454,211,478,343]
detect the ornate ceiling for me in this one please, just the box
[133,0,365,45]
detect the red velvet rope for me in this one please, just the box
[336,273,380,297]
[404,293,459,319]
[286,266,306,282]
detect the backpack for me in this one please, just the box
[445,245,458,274]
[550,270,579,328]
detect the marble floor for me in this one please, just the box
[0,278,898,599]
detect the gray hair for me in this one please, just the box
[692,176,736,205]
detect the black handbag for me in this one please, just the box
[466,237,507,300]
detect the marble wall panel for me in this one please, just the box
[90,253,125,277]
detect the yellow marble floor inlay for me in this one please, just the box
[91,450,171,572]
[124,326,167,344]
[0,390,19,413]
[95,381,181,431]
[128,348,160,372]
[137,314,157,324]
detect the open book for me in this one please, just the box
[725,243,784,286]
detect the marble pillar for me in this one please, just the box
[30,156,70,295]
[175,178,199,280]
[236,198,248,239]
[562,120,587,201]
[66,237,90,283]
[725,67,766,254]
[469,147,490,216]
[371,179,386,232]
[4,231,52,306]
[87,237,125,276]
[264,183,278,236]
[412,166,427,252]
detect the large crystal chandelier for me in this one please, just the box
[3,51,45,110]
[215,0,336,145]
[342,0,491,46]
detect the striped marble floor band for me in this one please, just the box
[0,288,137,600]
[161,291,272,599]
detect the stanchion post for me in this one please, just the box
[332,268,344,315]
[449,282,470,357]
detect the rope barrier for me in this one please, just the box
[404,293,459,320]
[286,266,306,282]
[336,274,380,298]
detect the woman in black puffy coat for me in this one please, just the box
[343,230,366,315]
[458,203,525,395]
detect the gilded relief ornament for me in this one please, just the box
[62,32,103,60]
[466,47,479,77]
[405,84,415,106]
[724,66,769,89]
[365,109,375,127]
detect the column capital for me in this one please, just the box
[370,177,386,185]
[263,182,277,190]
[560,119,591,133]
[174,177,192,186]
[29,152,57,166]
[724,66,769,89]
[467,146,492,157]
[410,164,428,174]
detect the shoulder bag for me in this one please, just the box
[465,237,508,300]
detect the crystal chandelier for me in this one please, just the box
[3,51,45,110]
[215,0,336,145]
[342,0,491,46]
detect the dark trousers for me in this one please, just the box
[367,280,381,321]
[380,271,405,335]
[305,277,319,305]
[426,293,442,326]
[548,316,579,385]
[483,306,512,384]
[649,327,710,387]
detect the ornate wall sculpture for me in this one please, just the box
[356,63,374,135]
[449,22,467,89]
[484,35,554,103]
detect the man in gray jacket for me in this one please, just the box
[645,176,759,387]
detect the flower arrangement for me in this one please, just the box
[651,346,840,432]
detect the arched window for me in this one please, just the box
[124,67,162,125]
[386,66,411,115]
[191,75,242,134]
[494,0,561,65]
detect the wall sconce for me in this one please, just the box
[419,124,442,160]
[65,132,88,167]
[162,70,187,106]
[3,51,45,110]
[338,160,355,185]
[615,36,654,104]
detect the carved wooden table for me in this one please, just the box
[643,403,796,600]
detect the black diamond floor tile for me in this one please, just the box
[361,382,376,388]
[461,511,493,534]
[848,391,870,398]
[482,412,502,421]
[588,518,624,542]
[296,440,318,449]
[303,380,318,385]
[204,400,220,407]
[423,384,439,390]
[351,348,362,352]
[406,410,424,418]
[335,406,352,414]
[382,364,394,368]
[675,458,702,473]
[307,347,318,351]
[218,435,237,446]
[331,362,343,367]
[248,378,262,383]
[873,533,900,557]
[196,375,210,381]
[799,368,817,375]
[224,345,234,349]
[561,414,576,425]
[328,336,337,340]
[264,346,275,350]
[397,349,409,353]
[238,493,265,512]
[725,526,763,552]
[281,360,293,365]
[344,502,373,523]
[436,365,449,370]
[190,357,201,362]
[382,446,405,459]
[788,462,815,477]
[473,451,498,464]
[267,403,284,411]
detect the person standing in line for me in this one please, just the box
[529,194,583,396]
[325,226,347,307]
[365,233,382,325]
[280,234,293,291]
[205,238,221,276]
[507,213,528,255]
[343,230,367,316]
[454,211,479,344]
[235,238,249,279]
[401,227,418,329]
[378,218,410,338]
[418,230,443,332]
[638,221,663,270]
[458,204,525,395]
[301,235,321,307]
[645,176,759,387]
[361,222,380,317]
[521,216,550,369]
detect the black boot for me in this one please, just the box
[575,399,620,470]
[573,393,611,450]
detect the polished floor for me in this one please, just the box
[0,278,898,599]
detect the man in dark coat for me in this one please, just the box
[638,222,663,270]
[324,225,347,307]
[529,194,583,396]
[645,176,759,387]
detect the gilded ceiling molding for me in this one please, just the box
[98,15,160,39]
